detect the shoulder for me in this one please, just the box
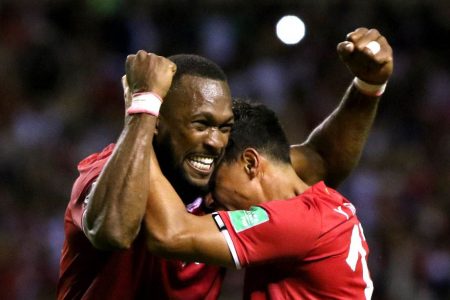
[77,143,115,172]
[258,181,351,228]
[71,144,115,202]
[301,181,348,208]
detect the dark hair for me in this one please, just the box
[221,98,291,165]
[160,54,229,116]
[168,54,227,87]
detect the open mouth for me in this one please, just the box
[187,155,215,173]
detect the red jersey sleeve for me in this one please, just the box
[215,192,322,269]
[68,144,115,229]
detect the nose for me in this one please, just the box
[204,127,228,152]
[204,192,226,212]
[203,192,215,211]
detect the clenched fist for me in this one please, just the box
[125,50,177,99]
[337,28,393,85]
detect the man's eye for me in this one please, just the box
[220,125,232,134]
[192,121,208,131]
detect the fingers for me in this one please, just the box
[125,54,135,83]
[336,41,354,61]
[338,27,393,65]
[134,50,176,71]
[345,28,392,63]
[121,75,133,117]
[338,27,394,84]
[122,74,129,99]
[121,75,128,91]
[373,35,393,64]
[125,50,177,98]
[130,50,176,77]
[169,62,177,75]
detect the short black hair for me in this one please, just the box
[161,54,229,116]
[221,98,291,165]
[168,54,227,87]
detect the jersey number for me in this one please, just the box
[346,224,374,299]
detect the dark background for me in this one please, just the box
[0,0,449,299]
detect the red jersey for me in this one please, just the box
[214,182,373,300]
[57,144,225,300]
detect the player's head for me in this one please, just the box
[154,54,234,200]
[222,99,291,165]
[210,99,292,210]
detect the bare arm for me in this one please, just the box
[144,150,234,267]
[291,28,394,188]
[83,51,176,250]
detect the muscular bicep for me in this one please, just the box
[180,214,236,267]
[290,144,327,186]
[145,151,235,267]
[145,211,235,268]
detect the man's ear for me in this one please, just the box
[242,148,260,177]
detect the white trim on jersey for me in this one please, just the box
[81,179,98,236]
[212,213,242,269]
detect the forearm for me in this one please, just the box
[295,83,380,187]
[144,153,232,266]
[292,27,393,188]
[144,153,192,252]
[84,114,156,250]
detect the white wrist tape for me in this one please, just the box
[353,77,387,97]
[127,92,162,116]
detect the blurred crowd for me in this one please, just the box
[0,0,449,299]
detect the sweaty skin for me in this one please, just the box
[83,52,176,249]
[142,27,394,264]
[154,75,234,196]
[83,27,393,251]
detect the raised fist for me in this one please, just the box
[337,28,393,84]
[125,50,177,99]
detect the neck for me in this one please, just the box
[154,143,207,204]
[261,163,310,202]
[172,175,207,205]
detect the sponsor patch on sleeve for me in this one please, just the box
[228,206,269,233]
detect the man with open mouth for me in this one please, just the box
[57,27,392,299]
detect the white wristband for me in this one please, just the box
[353,77,387,97]
[127,92,162,116]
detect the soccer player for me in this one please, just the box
[57,27,392,299]
[145,99,374,299]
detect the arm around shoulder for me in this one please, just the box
[144,150,235,267]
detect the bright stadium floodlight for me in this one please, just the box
[276,15,306,45]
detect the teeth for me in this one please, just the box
[191,161,210,171]
[191,156,214,164]
[189,156,214,171]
